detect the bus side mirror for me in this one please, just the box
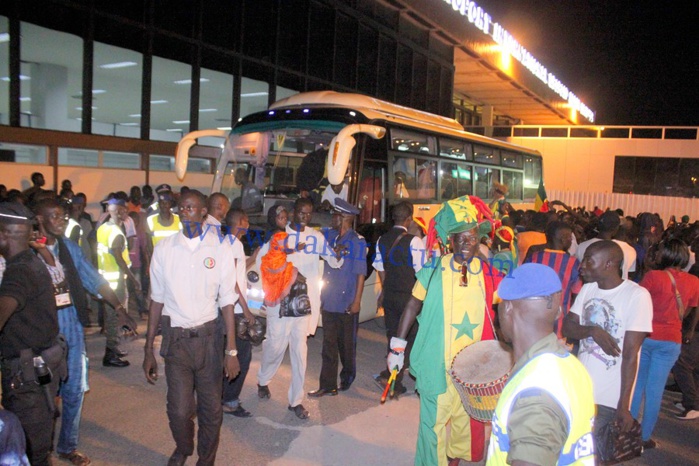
[175,129,229,180]
[327,124,386,185]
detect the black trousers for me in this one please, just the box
[164,329,224,466]
[319,311,358,390]
[382,300,418,385]
[222,335,252,405]
[674,331,699,411]
[1,362,60,466]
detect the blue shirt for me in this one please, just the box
[320,229,367,313]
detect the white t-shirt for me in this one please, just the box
[576,238,637,279]
[150,229,238,328]
[320,182,348,207]
[226,236,247,315]
[570,280,653,408]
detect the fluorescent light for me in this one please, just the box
[92,89,106,94]
[173,78,210,85]
[150,100,168,104]
[20,97,31,102]
[217,127,232,131]
[1,75,30,82]
[99,61,137,69]
[75,106,98,111]
[120,122,139,126]
[172,120,190,124]
[0,33,9,43]
[241,92,268,97]
[199,108,217,113]
[128,114,141,118]
[166,129,183,132]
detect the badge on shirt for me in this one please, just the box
[203,257,216,269]
[56,292,72,307]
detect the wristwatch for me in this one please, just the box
[224,349,238,357]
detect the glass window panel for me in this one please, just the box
[523,156,542,199]
[358,162,386,225]
[440,162,472,201]
[439,138,472,160]
[20,23,82,132]
[150,56,191,142]
[102,151,140,169]
[200,67,233,131]
[149,155,174,171]
[474,166,500,199]
[0,17,8,125]
[0,142,47,164]
[276,85,298,101]
[240,77,269,118]
[392,156,436,200]
[390,129,436,155]
[474,144,500,165]
[679,158,699,198]
[187,157,212,174]
[502,170,523,200]
[92,42,142,137]
[58,148,98,167]
[501,151,523,168]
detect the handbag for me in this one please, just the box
[279,276,312,318]
[665,270,685,320]
[596,413,642,464]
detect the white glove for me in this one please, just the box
[387,337,408,372]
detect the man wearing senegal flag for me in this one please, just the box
[388,195,503,465]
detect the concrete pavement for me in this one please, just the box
[64,319,698,465]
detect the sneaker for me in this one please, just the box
[675,409,699,420]
[674,401,685,411]
[642,438,658,450]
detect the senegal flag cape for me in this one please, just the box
[409,254,501,396]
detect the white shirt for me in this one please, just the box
[150,229,238,328]
[571,280,653,408]
[576,238,637,279]
[320,182,348,207]
[226,236,248,315]
[373,227,425,273]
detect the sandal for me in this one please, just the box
[58,450,92,466]
[258,384,271,399]
[288,404,309,419]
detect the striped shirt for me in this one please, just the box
[527,249,582,337]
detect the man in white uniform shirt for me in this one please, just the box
[576,211,637,280]
[143,190,240,466]
[563,240,652,462]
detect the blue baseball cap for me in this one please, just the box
[498,263,562,300]
[106,198,127,207]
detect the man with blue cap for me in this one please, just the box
[487,263,595,465]
[308,198,367,396]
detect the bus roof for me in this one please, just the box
[262,91,540,157]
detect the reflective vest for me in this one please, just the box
[147,213,181,247]
[65,218,83,246]
[96,222,131,290]
[487,352,595,466]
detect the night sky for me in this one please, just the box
[477,0,698,126]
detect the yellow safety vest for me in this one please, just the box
[487,352,595,466]
[147,213,181,247]
[64,218,83,246]
[96,222,131,290]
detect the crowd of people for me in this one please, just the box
[0,173,698,465]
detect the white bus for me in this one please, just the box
[176,91,543,322]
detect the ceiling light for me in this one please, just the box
[128,114,141,118]
[166,129,183,132]
[92,89,106,94]
[99,61,138,69]
[172,120,190,124]
[241,92,268,97]
[120,122,139,126]
[1,75,30,82]
[0,33,9,43]
[199,108,217,113]
[173,78,210,85]
[217,127,232,131]
[20,97,31,102]
[75,106,98,111]
[150,100,168,104]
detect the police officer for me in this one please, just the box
[487,263,595,465]
[0,202,66,466]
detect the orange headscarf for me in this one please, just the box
[260,232,298,307]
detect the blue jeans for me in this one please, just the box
[57,306,88,454]
[631,338,681,441]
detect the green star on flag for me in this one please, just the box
[452,312,479,341]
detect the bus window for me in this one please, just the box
[474,166,500,199]
[523,156,542,200]
[474,144,501,165]
[501,151,523,169]
[392,156,437,200]
[440,137,472,160]
[440,162,472,200]
[502,170,524,200]
[390,128,437,155]
[358,162,386,225]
